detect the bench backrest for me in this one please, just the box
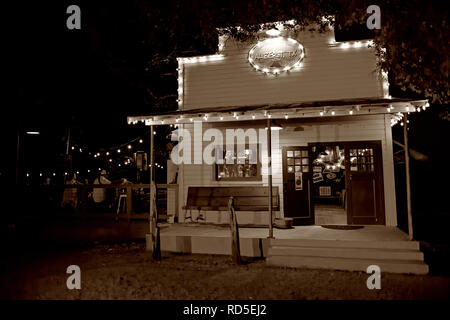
[185,186,279,211]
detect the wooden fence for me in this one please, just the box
[25,183,178,222]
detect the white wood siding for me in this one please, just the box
[181,30,383,110]
[177,115,397,226]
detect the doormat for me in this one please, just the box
[321,225,364,230]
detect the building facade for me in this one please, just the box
[129,21,427,228]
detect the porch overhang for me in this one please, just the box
[127,97,429,126]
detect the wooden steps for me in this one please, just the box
[266,238,429,274]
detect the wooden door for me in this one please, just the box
[346,142,385,225]
[282,147,314,225]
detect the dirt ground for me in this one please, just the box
[0,242,448,300]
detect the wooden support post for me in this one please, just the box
[150,125,161,259]
[403,114,413,240]
[266,119,274,239]
[175,185,179,223]
[228,196,241,264]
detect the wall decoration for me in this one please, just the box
[319,186,332,196]
[248,37,304,74]
[326,172,337,180]
[313,172,324,183]
[295,172,303,190]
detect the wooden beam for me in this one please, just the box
[393,140,405,149]
[403,115,413,240]
[266,118,274,239]
[149,125,154,235]
[149,125,161,259]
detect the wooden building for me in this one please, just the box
[129,21,427,229]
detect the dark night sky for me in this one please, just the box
[7,1,167,180]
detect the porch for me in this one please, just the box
[157,224,429,274]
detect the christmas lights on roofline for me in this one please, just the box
[134,101,429,126]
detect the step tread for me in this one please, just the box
[267,246,424,261]
[266,255,429,274]
[268,254,427,264]
[269,238,419,250]
[269,245,421,252]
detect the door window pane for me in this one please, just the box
[350,148,375,172]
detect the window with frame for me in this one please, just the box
[215,143,261,181]
[349,148,374,172]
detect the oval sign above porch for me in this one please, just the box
[248,37,305,74]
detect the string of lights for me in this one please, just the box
[25,129,170,180]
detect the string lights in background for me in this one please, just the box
[25,129,168,180]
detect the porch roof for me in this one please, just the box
[127,97,428,126]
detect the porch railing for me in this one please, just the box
[19,183,178,222]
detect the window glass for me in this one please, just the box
[216,144,261,180]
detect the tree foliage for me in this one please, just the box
[82,0,448,113]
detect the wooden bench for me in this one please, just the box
[183,186,279,221]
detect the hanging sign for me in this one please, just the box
[295,172,303,190]
[313,173,324,184]
[248,37,305,74]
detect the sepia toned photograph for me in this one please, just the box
[2,0,449,315]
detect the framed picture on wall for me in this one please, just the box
[313,172,324,183]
